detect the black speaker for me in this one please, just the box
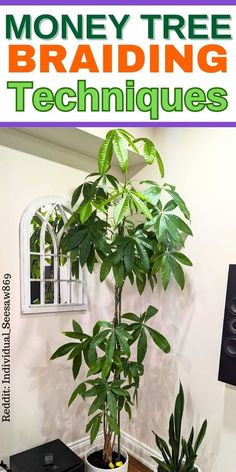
[218,264,236,386]
[10,439,84,472]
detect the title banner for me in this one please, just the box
[0,4,235,125]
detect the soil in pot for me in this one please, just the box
[88,450,126,469]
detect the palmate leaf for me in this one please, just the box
[68,382,86,407]
[90,414,103,444]
[168,214,193,236]
[113,262,125,287]
[165,189,190,220]
[113,131,129,173]
[72,352,82,380]
[147,327,171,353]
[156,149,165,178]
[144,305,158,322]
[71,184,83,208]
[86,412,102,433]
[143,139,156,164]
[90,329,111,350]
[98,131,114,175]
[124,241,135,273]
[114,195,129,225]
[105,333,116,365]
[107,390,118,419]
[72,320,83,333]
[137,329,147,363]
[161,257,171,291]
[130,193,153,220]
[168,255,185,290]
[107,415,120,435]
[88,392,107,416]
[100,256,112,282]
[79,201,93,224]
[50,343,77,360]
[172,252,193,267]
[135,239,150,271]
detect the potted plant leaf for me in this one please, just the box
[51,129,193,471]
[152,384,207,472]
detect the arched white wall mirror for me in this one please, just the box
[20,196,87,314]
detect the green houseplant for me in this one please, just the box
[51,129,193,470]
[152,384,207,472]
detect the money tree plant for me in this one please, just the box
[51,129,193,468]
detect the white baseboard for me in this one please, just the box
[68,431,159,471]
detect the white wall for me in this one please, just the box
[121,127,236,472]
[0,128,235,472]
[0,144,116,459]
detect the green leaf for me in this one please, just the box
[113,262,125,287]
[143,139,156,164]
[145,305,158,322]
[50,343,77,360]
[90,414,102,444]
[71,184,83,207]
[156,150,165,178]
[147,327,171,353]
[68,382,86,407]
[72,352,82,380]
[143,186,161,206]
[174,383,184,444]
[90,329,111,349]
[194,419,207,453]
[114,195,129,226]
[79,202,93,224]
[98,132,114,175]
[161,258,171,291]
[107,391,118,419]
[135,240,150,271]
[164,200,177,212]
[168,214,193,236]
[62,332,88,340]
[125,401,132,419]
[137,329,147,363]
[151,456,171,472]
[168,255,185,290]
[105,334,116,365]
[107,415,120,435]
[124,241,135,273]
[172,252,193,266]
[88,392,106,416]
[102,360,112,379]
[116,331,131,357]
[131,193,153,219]
[166,189,190,220]
[164,216,183,244]
[72,320,83,333]
[100,256,112,282]
[122,312,140,322]
[113,132,129,173]
[88,357,104,376]
[79,236,92,267]
[86,413,102,433]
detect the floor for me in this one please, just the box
[129,456,151,472]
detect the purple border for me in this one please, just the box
[1,0,234,125]
[1,122,236,127]
[0,0,235,4]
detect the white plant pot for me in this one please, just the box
[85,445,128,472]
